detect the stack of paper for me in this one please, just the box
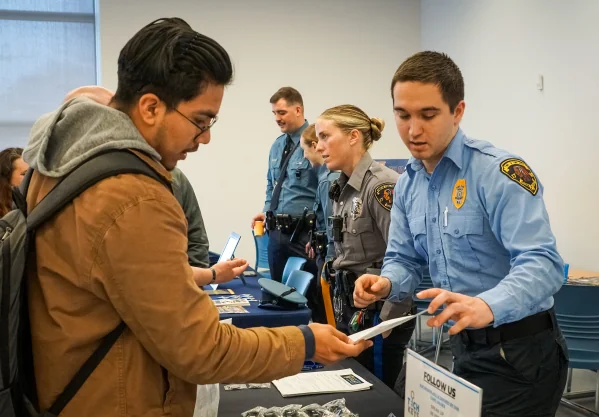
[272,369,372,397]
[348,310,427,343]
[212,299,250,307]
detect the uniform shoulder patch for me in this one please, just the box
[373,183,395,211]
[499,158,538,195]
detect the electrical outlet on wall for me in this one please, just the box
[537,75,544,91]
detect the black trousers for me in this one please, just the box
[267,229,317,283]
[450,312,569,417]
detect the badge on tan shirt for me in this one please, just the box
[350,197,363,220]
[499,158,538,195]
[374,183,395,211]
[452,179,467,209]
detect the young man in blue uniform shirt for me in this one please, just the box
[353,51,568,416]
[252,87,318,282]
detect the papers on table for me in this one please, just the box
[211,298,250,307]
[272,368,372,397]
[217,306,249,314]
[205,289,235,295]
[348,310,427,343]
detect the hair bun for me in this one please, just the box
[370,117,385,141]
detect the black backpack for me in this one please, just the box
[0,150,170,417]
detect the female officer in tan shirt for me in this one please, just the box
[315,104,415,389]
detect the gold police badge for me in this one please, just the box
[452,179,467,209]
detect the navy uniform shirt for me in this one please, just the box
[262,121,318,216]
[313,164,340,261]
[382,129,564,326]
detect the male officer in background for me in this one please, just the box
[251,87,318,282]
[353,51,568,416]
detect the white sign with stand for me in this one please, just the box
[405,349,482,417]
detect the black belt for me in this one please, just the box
[270,215,301,234]
[458,308,555,346]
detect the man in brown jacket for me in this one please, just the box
[23,18,370,417]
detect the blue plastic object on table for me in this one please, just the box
[210,270,312,328]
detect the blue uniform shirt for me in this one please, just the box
[313,164,340,260]
[382,129,564,327]
[263,121,318,216]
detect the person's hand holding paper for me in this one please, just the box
[348,310,427,343]
[308,323,373,365]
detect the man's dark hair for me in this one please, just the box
[390,51,464,112]
[269,87,303,107]
[113,18,233,110]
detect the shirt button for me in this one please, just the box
[340,201,344,205]
[352,229,356,234]
[454,229,459,234]
[431,185,437,191]
[443,281,448,286]
[432,217,437,223]
[436,249,441,255]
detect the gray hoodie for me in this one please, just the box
[23,97,161,177]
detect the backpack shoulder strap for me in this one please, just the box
[27,150,170,231]
[45,322,126,416]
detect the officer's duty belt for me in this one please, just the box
[458,307,555,346]
[334,269,383,311]
[271,215,302,234]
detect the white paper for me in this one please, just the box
[272,368,372,397]
[348,310,427,343]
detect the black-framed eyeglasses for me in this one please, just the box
[174,108,218,137]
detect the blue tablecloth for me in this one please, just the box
[209,274,312,328]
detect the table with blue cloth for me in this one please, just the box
[207,274,312,328]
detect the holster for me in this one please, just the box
[333,270,380,311]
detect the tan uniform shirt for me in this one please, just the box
[332,152,412,319]
[332,152,398,274]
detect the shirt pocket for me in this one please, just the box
[442,215,484,271]
[344,216,374,263]
[408,216,428,261]
[289,158,312,187]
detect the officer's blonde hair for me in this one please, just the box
[318,105,384,150]
[301,124,318,145]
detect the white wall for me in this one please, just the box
[99,0,421,261]
[421,0,599,270]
